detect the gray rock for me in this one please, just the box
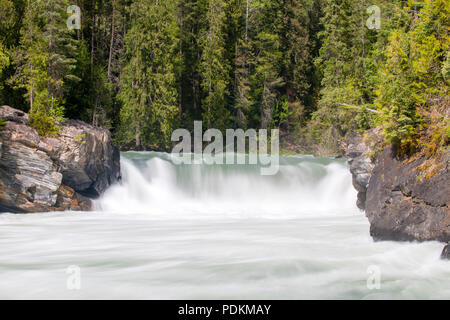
[40,119,121,197]
[0,121,62,212]
[442,244,450,260]
[365,146,449,242]
[0,106,121,213]
[344,133,377,210]
[0,105,29,124]
[345,130,449,245]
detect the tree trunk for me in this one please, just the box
[91,0,96,81]
[135,123,141,150]
[245,0,249,44]
[107,0,116,82]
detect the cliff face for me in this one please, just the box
[0,106,121,213]
[365,146,449,243]
[345,131,449,256]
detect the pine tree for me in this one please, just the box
[232,0,254,128]
[199,0,231,131]
[0,0,18,103]
[118,0,180,149]
[0,0,14,76]
[305,0,375,152]
[13,0,79,136]
[375,0,450,154]
[234,38,252,128]
[178,0,208,124]
[282,0,312,105]
[0,0,445,155]
[280,0,318,131]
[250,0,284,129]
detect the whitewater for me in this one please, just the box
[0,152,448,299]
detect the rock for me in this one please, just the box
[365,146,449,242]
[0,106,120,213]
[442,244,450,260]
[40,120,121,197]
[0,121,63,212]
[344,130,380,210]
[55,185,92,211]
[344,129,449,244]
[0,105,29,124]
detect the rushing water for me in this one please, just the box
[0,152,448,299]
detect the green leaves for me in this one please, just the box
[9,0,80,136]
[373,0,449,154]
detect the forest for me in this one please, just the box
[0,0,448,155]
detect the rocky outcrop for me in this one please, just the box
[365,146,449,242]
[0,106,121,213]
[345,133,377,210]
[345,130,449,257]
[40,119,121,198]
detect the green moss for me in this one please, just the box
[0,118,5,131]
[366,143,384,162]
[74,133,87,143]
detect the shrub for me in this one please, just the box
[29,110,61,137]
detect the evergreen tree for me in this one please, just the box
[0,0,22,106]
[306,0,377,152]
[0,0,14,80]
[118,0,180,149]
[280,0,318,131]
[232,0,255,129]
[250,0,284,129]
[199,0,231,131]
[0,0,445,155]
[375,0,449,154]
[178,0,208,124]
[13,0,79,136]
[234,38,252,128]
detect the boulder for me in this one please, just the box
[55,185,92,212]
[0,106,121,213]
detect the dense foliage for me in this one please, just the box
[0,0,448,154]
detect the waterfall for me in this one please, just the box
[96,152,359,218]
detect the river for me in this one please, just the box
[0,152,448,299]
